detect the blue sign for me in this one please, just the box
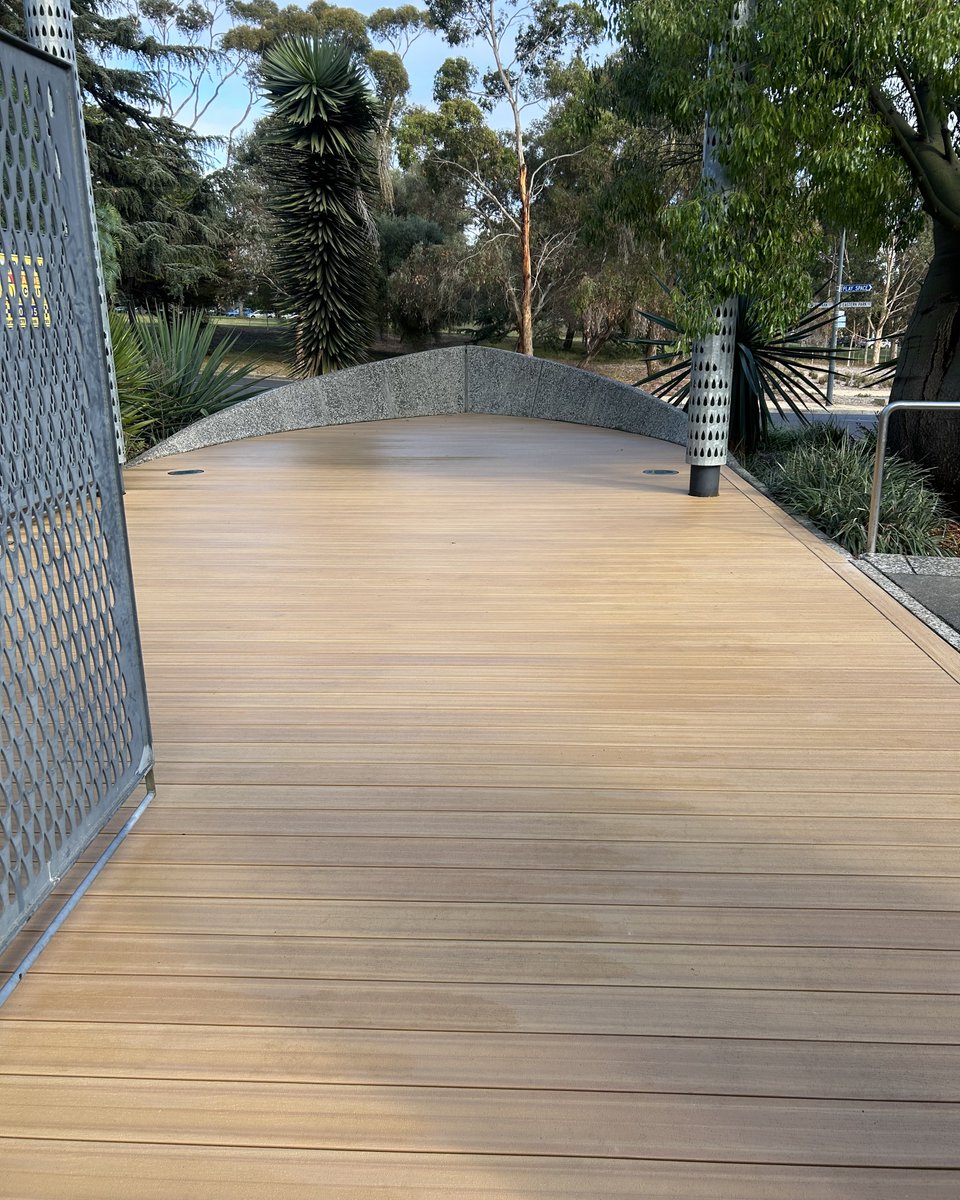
[841,283,872,293]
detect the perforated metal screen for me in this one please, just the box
[0,33,152,951]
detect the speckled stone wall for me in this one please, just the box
[129,346,686,465]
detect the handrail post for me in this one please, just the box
[865,400,960,556]
[866,404,893,556]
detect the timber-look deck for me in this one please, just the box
[2,414,960,1198]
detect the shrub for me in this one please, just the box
[748,424,948,556]
[111,309,262,454]
[109,310,153,459]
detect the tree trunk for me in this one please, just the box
[377,104,395,212]
[871,249,893,366]
[888,220,960,511]
[563,323,575,352]
[643,341,657,378]
[516,162,534,356]
[378,134,395,211]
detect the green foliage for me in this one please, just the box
[366,47,410,106]
[110,309,263,451]
[207,130,280,312]
[398,97,511,211]
[262,37,380,375]
[639,297,844,455]
[377,213,444,273]
[608,0,960,334]
[0,0,224,306]
[387,242,464,337]
[227,0,372,57]
[427,0,602,96]
[228,1,428,208]
[367,5,432,45]
[749,425,948,556]
[96,202,123,300]
[108,311,154,459]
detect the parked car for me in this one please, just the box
[225,308,240,317]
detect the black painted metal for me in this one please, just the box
[689,464,722,497]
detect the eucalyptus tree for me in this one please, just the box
[422,0,602,354]
[610,0,960,502]
[261,37,380,374]
[366,6,432,207]
[533,59,698,360]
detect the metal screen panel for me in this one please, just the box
[0,33,152,951]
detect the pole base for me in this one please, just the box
[688,464,721,497]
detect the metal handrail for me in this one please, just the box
[866,399,960,556]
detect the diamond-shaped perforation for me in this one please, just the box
[1,41,149,948]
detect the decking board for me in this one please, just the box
[3,415,959,1195]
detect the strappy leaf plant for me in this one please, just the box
[261,37,380,376]
[635,297,849,456]
[110,309,262,452]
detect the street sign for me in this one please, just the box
[841,300,872,309]
[836,313,847,327]
[840,283,872,293]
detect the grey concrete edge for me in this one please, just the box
[864,552,960,578]
[728,461,960,656]
[126,345,686,467]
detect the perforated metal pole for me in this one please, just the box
[22,0,125,463]
[687,0,753,498]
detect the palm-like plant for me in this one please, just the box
[110,309,263,452]
[261,38,380,376]
[637,297,849,455]
[109,310,154,458]
[134,310,265,443]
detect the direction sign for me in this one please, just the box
[840,283,872,293]
[841,300,872,309]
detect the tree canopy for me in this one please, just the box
[609,0,960,330]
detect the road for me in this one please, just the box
[781,406,879,437]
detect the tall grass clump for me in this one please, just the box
[749,424,948,556]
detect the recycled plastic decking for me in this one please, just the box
[3,414,960,1198]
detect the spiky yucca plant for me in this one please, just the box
[637,297,848,456]
[262,38,380,376]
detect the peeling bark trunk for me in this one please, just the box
[888,220,960,511]
[517,161,534,356]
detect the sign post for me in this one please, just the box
[825,229,847,408]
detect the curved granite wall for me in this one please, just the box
[129,345,687,464]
